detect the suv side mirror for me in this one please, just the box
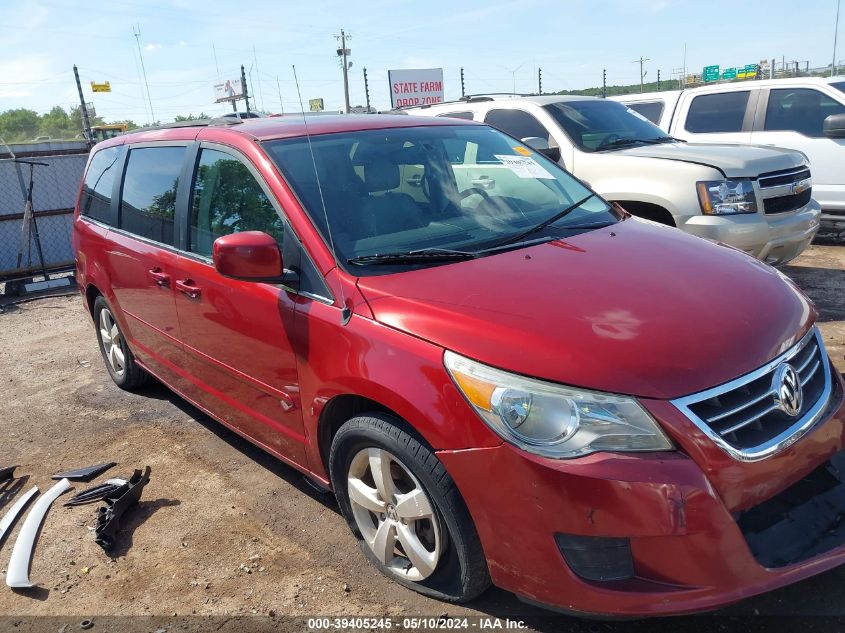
[521,136,562,162]
[823,113,845,138]
[213,231,285,282]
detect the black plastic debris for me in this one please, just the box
[52,462,116,483]
[64,479,128,507]
[94,466,151,550]
[0,466,17,482]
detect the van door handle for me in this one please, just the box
[148,268,170,287]
[175,279,201,299]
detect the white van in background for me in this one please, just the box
[613,77,845,231]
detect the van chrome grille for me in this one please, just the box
[758,166,813,215]
[672,327,833,462]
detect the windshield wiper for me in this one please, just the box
[597,136,679,150]
[347,248,477,266]
[488,193,597,249]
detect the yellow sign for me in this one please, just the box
[309,98,324,112]
[513,146,531,156]
[90,81,111,93]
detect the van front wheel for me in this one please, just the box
[329,414,490,602]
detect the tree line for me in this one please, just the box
[0,107,212,143]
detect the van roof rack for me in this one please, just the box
[130,117,243,134]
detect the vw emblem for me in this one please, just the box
[772,363,803,417]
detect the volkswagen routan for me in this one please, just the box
[72,115,845,617]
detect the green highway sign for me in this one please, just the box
[721,67,737,79]
[703,65,720,82]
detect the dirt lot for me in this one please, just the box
[0,243,843,631]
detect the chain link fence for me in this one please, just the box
[0,140,89,286]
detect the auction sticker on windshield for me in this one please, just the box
[494,155,555,179]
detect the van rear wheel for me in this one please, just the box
[93,296,149,390]
[329,413,490,602]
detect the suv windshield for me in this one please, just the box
[265,125,616,273]
[543,100,672,152]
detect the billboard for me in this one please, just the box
[90,81,111,93]
[388,68,444,108]
[214,78,244,103]
[309,98,324,112]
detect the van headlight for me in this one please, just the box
[697,180,757,215]
[444,350,673,459]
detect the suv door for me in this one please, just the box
[751,86,845,211]
[484,107,572,170]
[675,89,757,143]
[106,143,187,381]
[171,144,308,464]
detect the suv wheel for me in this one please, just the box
[330,413,490,602]
[93,296,149,390]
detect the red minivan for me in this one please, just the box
[72,115,845,617]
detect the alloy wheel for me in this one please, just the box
[99,308,126,378]
[347,447,443,581]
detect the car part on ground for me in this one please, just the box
[94,466,150,551]
[0,466,17,482]
[52,462,116,483]
[6,478,70,588]
[0,486,39,546]
[63,478,128,507]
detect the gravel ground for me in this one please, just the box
[0,243,843,632]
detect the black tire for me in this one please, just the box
[330,413,491,602]
[92,295,149,391]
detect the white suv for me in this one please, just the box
[404,95,820,264]
[613,77,845,232]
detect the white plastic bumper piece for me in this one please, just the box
[6,478,70,588]
[0,486,39,544]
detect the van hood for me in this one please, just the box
[356,218,814,400]
[615,142,807,178]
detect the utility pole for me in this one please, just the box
[633,56,650,93]
[835,0,841,77]
[602,68,607,98]
[241,64,251,115]
[538,68,542,94]
[657,69,661,90]
[363,67,371,112]
[336,30,352,113]
[460,67,465,97]
[73,65,92,143]
[133,25,155,123]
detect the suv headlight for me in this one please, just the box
[697,180,757,215]
[444,351,673,459]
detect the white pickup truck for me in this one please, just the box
[404,95,820,264]
[613,77,845,233]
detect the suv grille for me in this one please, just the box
[673,327,833,461]
[758,166,812,215]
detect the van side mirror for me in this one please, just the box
[521,136,562,162]
[823,113,845,139]
[212,231,285,282]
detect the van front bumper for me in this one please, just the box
[438,370,845,617]
[681,199,821,265]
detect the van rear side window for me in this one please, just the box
[80,146,120,224]
[627,101,664,125]
[119,146,186,245]
[685,91,750,133]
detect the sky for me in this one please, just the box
[0,0,842,124]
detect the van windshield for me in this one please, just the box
[544,100,672,152]
[265,125,617,273]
